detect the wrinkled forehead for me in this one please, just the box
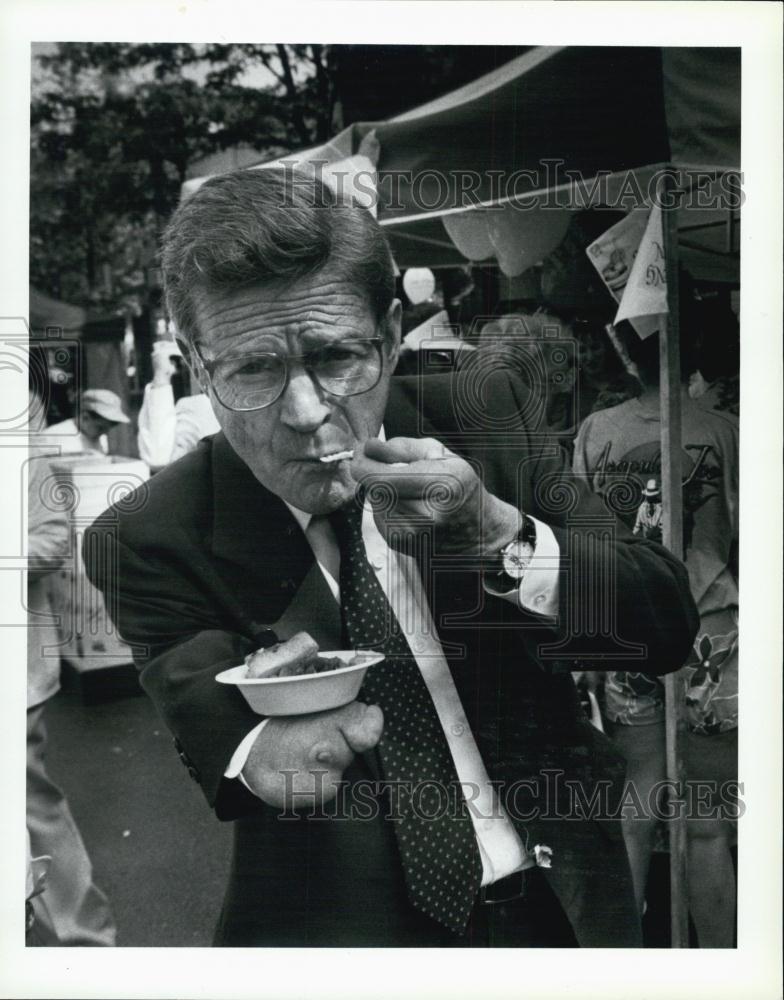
[191,270,377,356]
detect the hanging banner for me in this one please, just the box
[615,204,668,334]
[586,206,663,339]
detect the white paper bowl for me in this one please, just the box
[215,651,385,716]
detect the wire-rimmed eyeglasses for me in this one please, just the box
[194,337,385,412]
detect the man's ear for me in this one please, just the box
[383,298,402,370]
[174,335,193,367]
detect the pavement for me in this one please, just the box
[44,683,231,947]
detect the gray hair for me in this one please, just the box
[161,167,396,346]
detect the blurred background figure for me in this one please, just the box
[26,449,116,945]
[633,479,664,543]
[394,303,475,378]
[472,311,579,438]
[42,389,130,455]
[688,303,740,417]
[572,308,739,948]
[26,827,56,945]
[136,340,220,471]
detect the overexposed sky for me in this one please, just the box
[31,40,302,101]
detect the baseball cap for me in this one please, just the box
[80,389,130,424]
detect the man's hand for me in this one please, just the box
[351,437,522,562]
[151,342,176,386]
[241,701,383,809]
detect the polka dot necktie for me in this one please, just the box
[329,500,483,934]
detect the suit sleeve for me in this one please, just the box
[498,372,699,673]
[84,514,262,819]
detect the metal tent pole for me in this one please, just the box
[659,170,690,948]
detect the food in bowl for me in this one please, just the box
[217,644,385,716]
[244,631,364,679]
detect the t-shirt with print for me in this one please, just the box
[572,386,738,734]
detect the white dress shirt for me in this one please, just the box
[38,417,108,455]
[226,449,561,886]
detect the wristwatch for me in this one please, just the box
[485,517,537,594]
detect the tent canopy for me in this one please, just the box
[368,46,739,224]
[29,286,126,340]
[29,285,86,335]
[183,46,740,280]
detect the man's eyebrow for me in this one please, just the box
[299,329,360,348]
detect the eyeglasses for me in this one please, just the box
[195,337,385,412]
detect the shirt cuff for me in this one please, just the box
[144,380,176,412]
[224,719,269,791]
[483,516,560,618]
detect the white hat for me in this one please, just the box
[642,478,661,498]
[80,389,130,424]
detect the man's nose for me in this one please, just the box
[278,368,331,433]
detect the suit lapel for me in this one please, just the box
[269,561,343,649]
[209,433,318,636]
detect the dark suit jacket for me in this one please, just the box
[86,371,698,946]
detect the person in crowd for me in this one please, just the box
[26,448,116,945]
[85,168,697,948]
[633,479,663,542]
[42,388,129,455]
[136,339,220,470]
[394,304,474,378]
[572,317,739,947]
[473,310,643,455]
[572,319,642,416]
[473,311,579,438]
[688,303,740,417]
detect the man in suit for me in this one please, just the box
[85,168,698,948]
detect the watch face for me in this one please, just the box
[502,540,532,580]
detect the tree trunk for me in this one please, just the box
[148,154,167,242]
[85,227,96,293]
[275,44,312,147]
[310,44,331,142]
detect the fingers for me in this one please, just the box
[361,436,448,465]
[306,702,383,769]
[335,701,384,754]
[243,703,384,809]
[352,438,461,501]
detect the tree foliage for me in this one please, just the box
[30,42,525,315]
[31,43,315,313]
